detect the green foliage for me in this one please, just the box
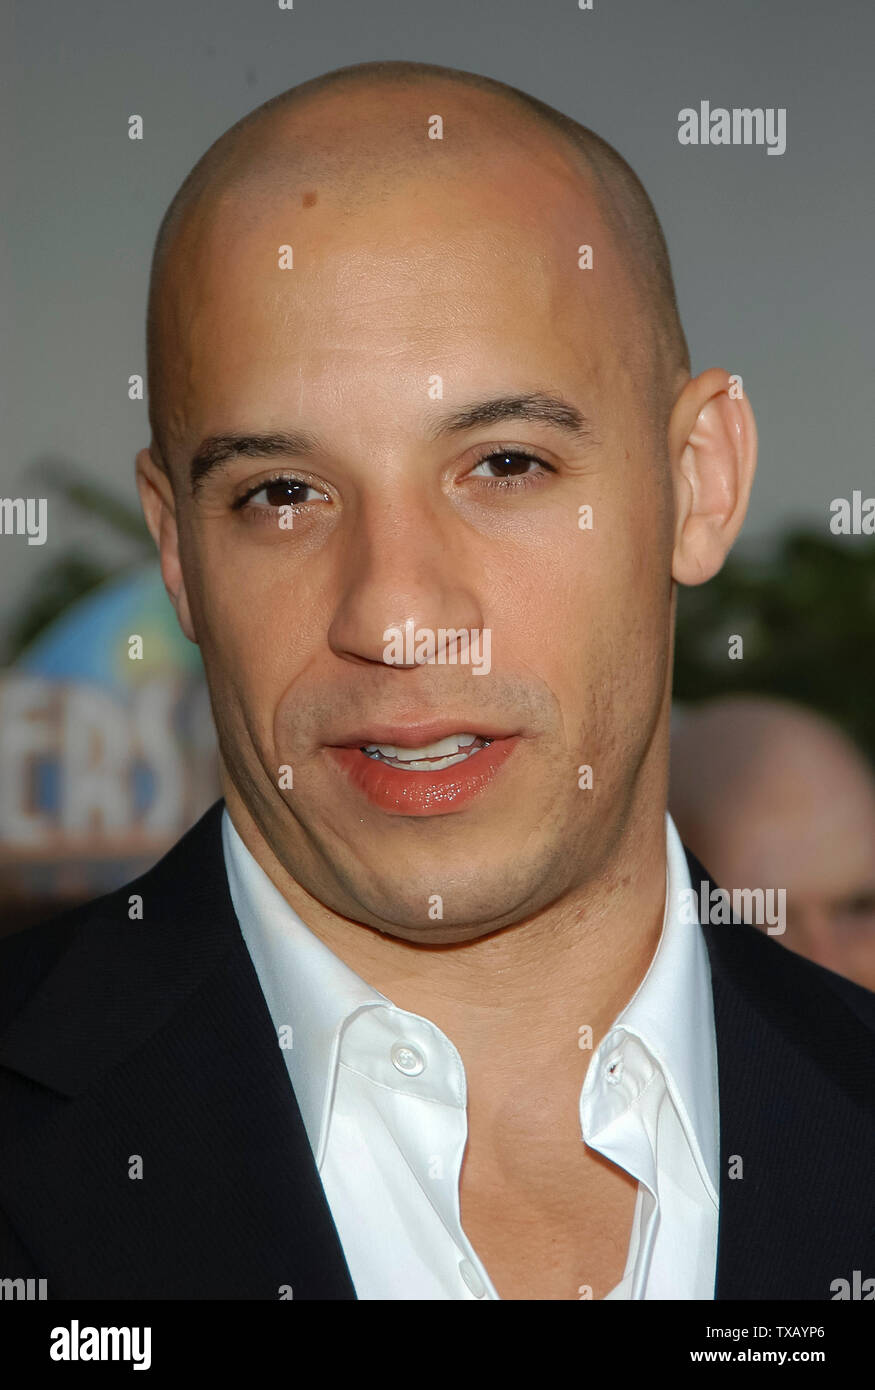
[674,531,875,762]
[7,552,124,658]
[36,458,152,545]
[6,459,152,662]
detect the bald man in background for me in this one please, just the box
[0,60,872,1303]
[671,696,875,992]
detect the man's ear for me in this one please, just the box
[135,445,197,644]
[670,367,758,586]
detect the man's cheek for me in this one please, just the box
[197,597,287,749]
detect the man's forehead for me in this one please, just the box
[162,76,621,295]
[194,168,609,311]
[172,154,621,312]
[149,73,691,469]
[162,195,622,460]
[177,125,611,264]
[153,99,640,463]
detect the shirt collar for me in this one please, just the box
[584,813,719,1200]
[222,808,387,1169]
[222,806,717,1192]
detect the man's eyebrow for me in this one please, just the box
[428,391,597,442]
[190,431,323,493]
[189,392,595,492]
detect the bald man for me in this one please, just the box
[671,696,875,992]
[0,61,872,1304]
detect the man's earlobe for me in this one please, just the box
[670,367,758,587]
[135,445,198,644]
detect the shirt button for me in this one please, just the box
[390,1041,425,1076]
[458,1258,487,1298]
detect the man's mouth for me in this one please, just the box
[323,723,520,816]
[359,732,491,771]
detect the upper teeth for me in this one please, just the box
[362,733,480,761]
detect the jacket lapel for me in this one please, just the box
[688,851,875,1300]
[0,800,356,1299]
[3,816,868,1300]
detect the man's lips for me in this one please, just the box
[327,720,518,749]
[322,723,521,816]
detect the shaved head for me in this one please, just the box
[670,697,875,989]
[145,59,689,477]
[671,696,875,882]
[135,56,755,950]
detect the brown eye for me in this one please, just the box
[470,451,545,479]
[261,478,314,506]
[236,476,325,509]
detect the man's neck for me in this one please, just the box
[222,785,668,1079]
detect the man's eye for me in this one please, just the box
[468,451,553,486]
[235,476,324,509]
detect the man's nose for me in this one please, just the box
[327,488,485,668]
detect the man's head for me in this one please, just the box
[670,696,875,990]
[145,60,692,469]
[137,60,757,944]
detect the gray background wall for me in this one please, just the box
[4,0,873,648]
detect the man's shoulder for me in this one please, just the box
[709,904,875,1027]
[0,799,228,1036]
[699,893,875,1118]
[783,935,874,1031]
[686,845,874,1035]
[691,863,874,1300]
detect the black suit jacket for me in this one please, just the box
[0,799,872,1299]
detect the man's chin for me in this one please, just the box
[325,851,561,945]
[369,917,518,947]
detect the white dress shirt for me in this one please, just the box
[222,808,719,1300]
